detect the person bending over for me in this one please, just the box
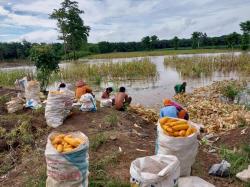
[102,87,113,99]
[174,82,187,94]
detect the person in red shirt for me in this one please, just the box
[101,87,113,99]
[115,87,132,111]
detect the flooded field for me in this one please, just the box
[0,52,249,109]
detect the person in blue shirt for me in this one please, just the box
[160,105,178,118]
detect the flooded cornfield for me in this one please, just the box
[0,52,249,109]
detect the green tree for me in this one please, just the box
[172,36,179,50]
[226,32,241,51]
[30,45,60,91]
[191,32,202,49]
[50,0,90,59]
[150,35,159,49]
[240,20,250,50]
[141,36,151,50]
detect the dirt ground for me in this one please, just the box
[0,87,249,187]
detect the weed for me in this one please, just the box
[90,132,109,151]
[219,144,250,175]
[90,151,122,180]
[0,95,10,105]
[0,152,15,175]
[24,167,47,187]
[221,83,242,101]
[94,76,102,85]
[0,70,32,87]
[89,179,130,187]
[105,113,119,127]
[0,127,6,137]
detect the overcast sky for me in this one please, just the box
[0,0,249,43]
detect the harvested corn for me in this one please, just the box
[159,117,196,137]
[50,133,85,153]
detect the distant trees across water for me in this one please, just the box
[0,20,249,61]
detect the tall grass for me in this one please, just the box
[52,58,157,82]
[0,70,30,87]
[89,49,233,59]
[164,54,250,78]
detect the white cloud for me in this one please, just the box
[13,29,59,43]
[0,6,9,15]
[1,0,250,43]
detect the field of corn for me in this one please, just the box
[89,48,232,59]
[164,53,250,78]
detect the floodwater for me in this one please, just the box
[1,52,249,109]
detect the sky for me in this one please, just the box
[0,0,249,43]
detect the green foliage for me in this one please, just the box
[164,54,250,79]
[192,32,203,49]
[240,20,250,51]
[90,132,109,151]
[90,151,122,182]
[219,145,250,175]
[62,50,91,60]
[30,45,60,91]
[0,95,10,105]
[0,127,6,137]
[50,0,90,59]
[172,36,179,50]
[226,32,241,50]
[52,58,157,82]
[105,114,119,127]
[221,83,242,101]
[0,70,29,87]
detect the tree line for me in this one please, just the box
[0,0,249,61]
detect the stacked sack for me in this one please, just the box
[45,131,89,187]
[45,90,73,128]
[6,97,24,113]
[156,117,199,176]
[25,80,40,103]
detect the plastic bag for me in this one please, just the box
[25,99,42,109]
[45,131,89,187]
[6,97,24,113]
[100,99,113,107]
[209,160,230,177]
[45,90,73,128]
[178,176,215,187]
[130,154,180,187]
[236,165,250,182]
[79,93,96,112]
[155,120,199,176]
[25,80,40,103]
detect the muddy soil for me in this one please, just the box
[0,87,249,187]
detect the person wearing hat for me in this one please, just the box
[162,98,189,120]
[75,80,93,100]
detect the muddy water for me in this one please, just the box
[1,52,248,109]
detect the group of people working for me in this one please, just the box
[58,80,188,119]
[58,80,132,111]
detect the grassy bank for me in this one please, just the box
[0,70,30,87]
[164,53,250,78]
[88,48,235,59]
[52,58,157,83]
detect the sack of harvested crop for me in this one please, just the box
[45,90,73,128]
[156,117,199,176]
[25,80,40,103]
[45,131,89,187]
[100,98,113,107]
[79,93,96,112]
[130,154,180,187]
[6,97,24,113]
